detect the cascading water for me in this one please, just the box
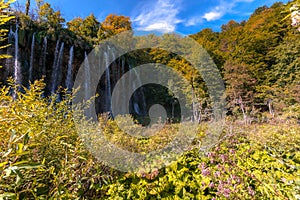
[41,37,47,78]
[84,51,91,100]
[129,65,147,116]
[4,27,14,78]
[29,32,35,83]
[110,56,126,115]
[57,42,65,88]
[97,46,148,118]
[9,24,21,99]
[104,50,112,112]
[120,58,126,114]
[50,41,64,94]
[8,26,14,38]
[14,24,20,86]
[50,40,60,93]
[66,46,74,92]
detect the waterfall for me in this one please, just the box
[104,51,112,112]
[50,41,64,94]
[10,24,21,99]
[131,71,141,115]
[14,24,20,86]
[41,37,47,78]
[8,26,14,38]
[4,27,14,77]
[56,42,64,89]
[50,40,60,93]
[96,46,147,118]
[120,58,126,114]
[29,32,36,82]
[84,52,91,100]
[66,46,74,92]
[129,65,147,116]
[133,68,146,113]
[112,57,126,115]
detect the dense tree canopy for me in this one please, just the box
[97,14,132,40]
[37,1,65,30]
[67,14,100,42]
[3,0,299,121]
[192,2,299,121]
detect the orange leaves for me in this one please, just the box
[98,14,132,40]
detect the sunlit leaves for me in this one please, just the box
[97,14,132,41]
[0,81,114,198]
[0,0,15,67]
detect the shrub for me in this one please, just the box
[104,124,300,199]
[0,80,116,199]
[0,80,299,199]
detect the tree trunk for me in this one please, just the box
[238,96,247,125]
[192,86,201,123]
[25,0,30,16]
[267,99,274,118]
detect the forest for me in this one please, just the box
[0,0,299,199]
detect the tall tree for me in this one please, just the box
[191,28,224,69]
[67,14,100,43]
[37,2,65,30]
[260,32,300,108]
[82,14,100,39]
[67,17,83,35]
[97,14,132,40]
[240,3,289,85]
[25,0,30,16]
[223,60,256,123]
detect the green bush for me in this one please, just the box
[0,80,299,199]
[0,80,115,199]
[104,124,300,200]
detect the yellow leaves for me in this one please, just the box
[293,152,300,164]
[11,160,29,166]
[15,143,24,155]
[37,1,65,30]
[0,161,8,168]
[98,14,132,40]
[0,0,14,63]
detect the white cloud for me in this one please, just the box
[132,0,182,33]
[200,0,255,23]
[203,11,223,21]
[140,22,176,33]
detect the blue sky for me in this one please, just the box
[16,0,289,34]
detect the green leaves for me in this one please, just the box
[67,14,100,43]
[103,124,300,199]
[0,81,115,199]
[0,80,298,199]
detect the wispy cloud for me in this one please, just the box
[185,0,254,26]
[132,0,182,33]
[203,0,254,21]
[186,17,204,26]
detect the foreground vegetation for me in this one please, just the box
[0,81,299,199]
[0,0,299,199]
